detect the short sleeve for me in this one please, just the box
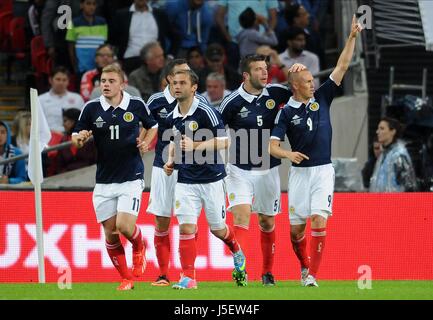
[271,108,289,141]
[210,110,228,139]
[73,104,92,133]
[137,101,158,129]
[65,21,76,42]
[218,96,235,127]
[316,77,339,107]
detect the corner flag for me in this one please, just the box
[28,88,51,284]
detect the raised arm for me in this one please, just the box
[330,15,362,86]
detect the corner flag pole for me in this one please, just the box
[29,88,51,283]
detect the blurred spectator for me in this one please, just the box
[0,121,28,185]
[197,43,242,93]
[166,0,212,57]
[295,0,329,29]
[201,72,231,108]
[110,0,178,75]
[55,108,97,174]
[39,66,84,134]
[256,45,288,84]
[215,0,279,69]
[80,44,115,101]
[66,0,108,76]
[186,46,205,74]
[128,42,166,101]
[11,111,31,157]
[361,136,382,189]
[283,3,324,68]
[41,0,104,71]
[27,0,46,37]
[369,117,418,192]
[279,27,320,88]
[236,7,278,58]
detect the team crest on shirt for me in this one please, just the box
[266,99,276,110]
[229,193,236,201]
[175,200,181,209]
[188,121,199,131]
[123,112,134,122]
[289,206,295,215]
[309,102,320,112]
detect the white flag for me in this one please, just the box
[28,88,52,186]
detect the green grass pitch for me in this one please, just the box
[0,281,432,300]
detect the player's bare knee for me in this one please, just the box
[290,224,306,240]
[155,216,171,232]
[311,213,328,228]
[209,223,227,239]
[232,206,251,226]
[179,223,196,235]
[258,214,275,231]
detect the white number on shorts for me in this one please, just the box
[307,118,313,131]
[257,115,263,127]
[132,197,140,212]
[109,125,120,140]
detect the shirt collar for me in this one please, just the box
[287,96,315,109]
[130,3,152,13]
[238,84,269,103]
[49,89,67,98]
[100,91,131,111]
[164,85,176,104]
[173,97,199,119]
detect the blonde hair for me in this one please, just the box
[102,63,125,82]
[13,111,31,145]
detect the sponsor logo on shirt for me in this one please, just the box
[123,112,134,122]
[175,200,181,209]
[94,116,106,128]
[158,108,168,118]
[291,115,302,126]
[229,193,236,201]
[239,107,250,118]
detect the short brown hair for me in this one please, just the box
[173,69,199,86]
[102,63,125,82]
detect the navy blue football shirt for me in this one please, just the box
[165,97,227,184]
[271,77,339,167]
[74,91,158,183]
[147,85,209,168]
[219,83,291,170]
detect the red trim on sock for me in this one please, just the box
[179,236,196,279]
[154,229,170,276]
[260,228,275,275]
[106,241,132,280]
[309,228,326,277]
[223,225,240,253]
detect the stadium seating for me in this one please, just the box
[0,0,13,12]
[31,35,51,75]
[0,10,13,52]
